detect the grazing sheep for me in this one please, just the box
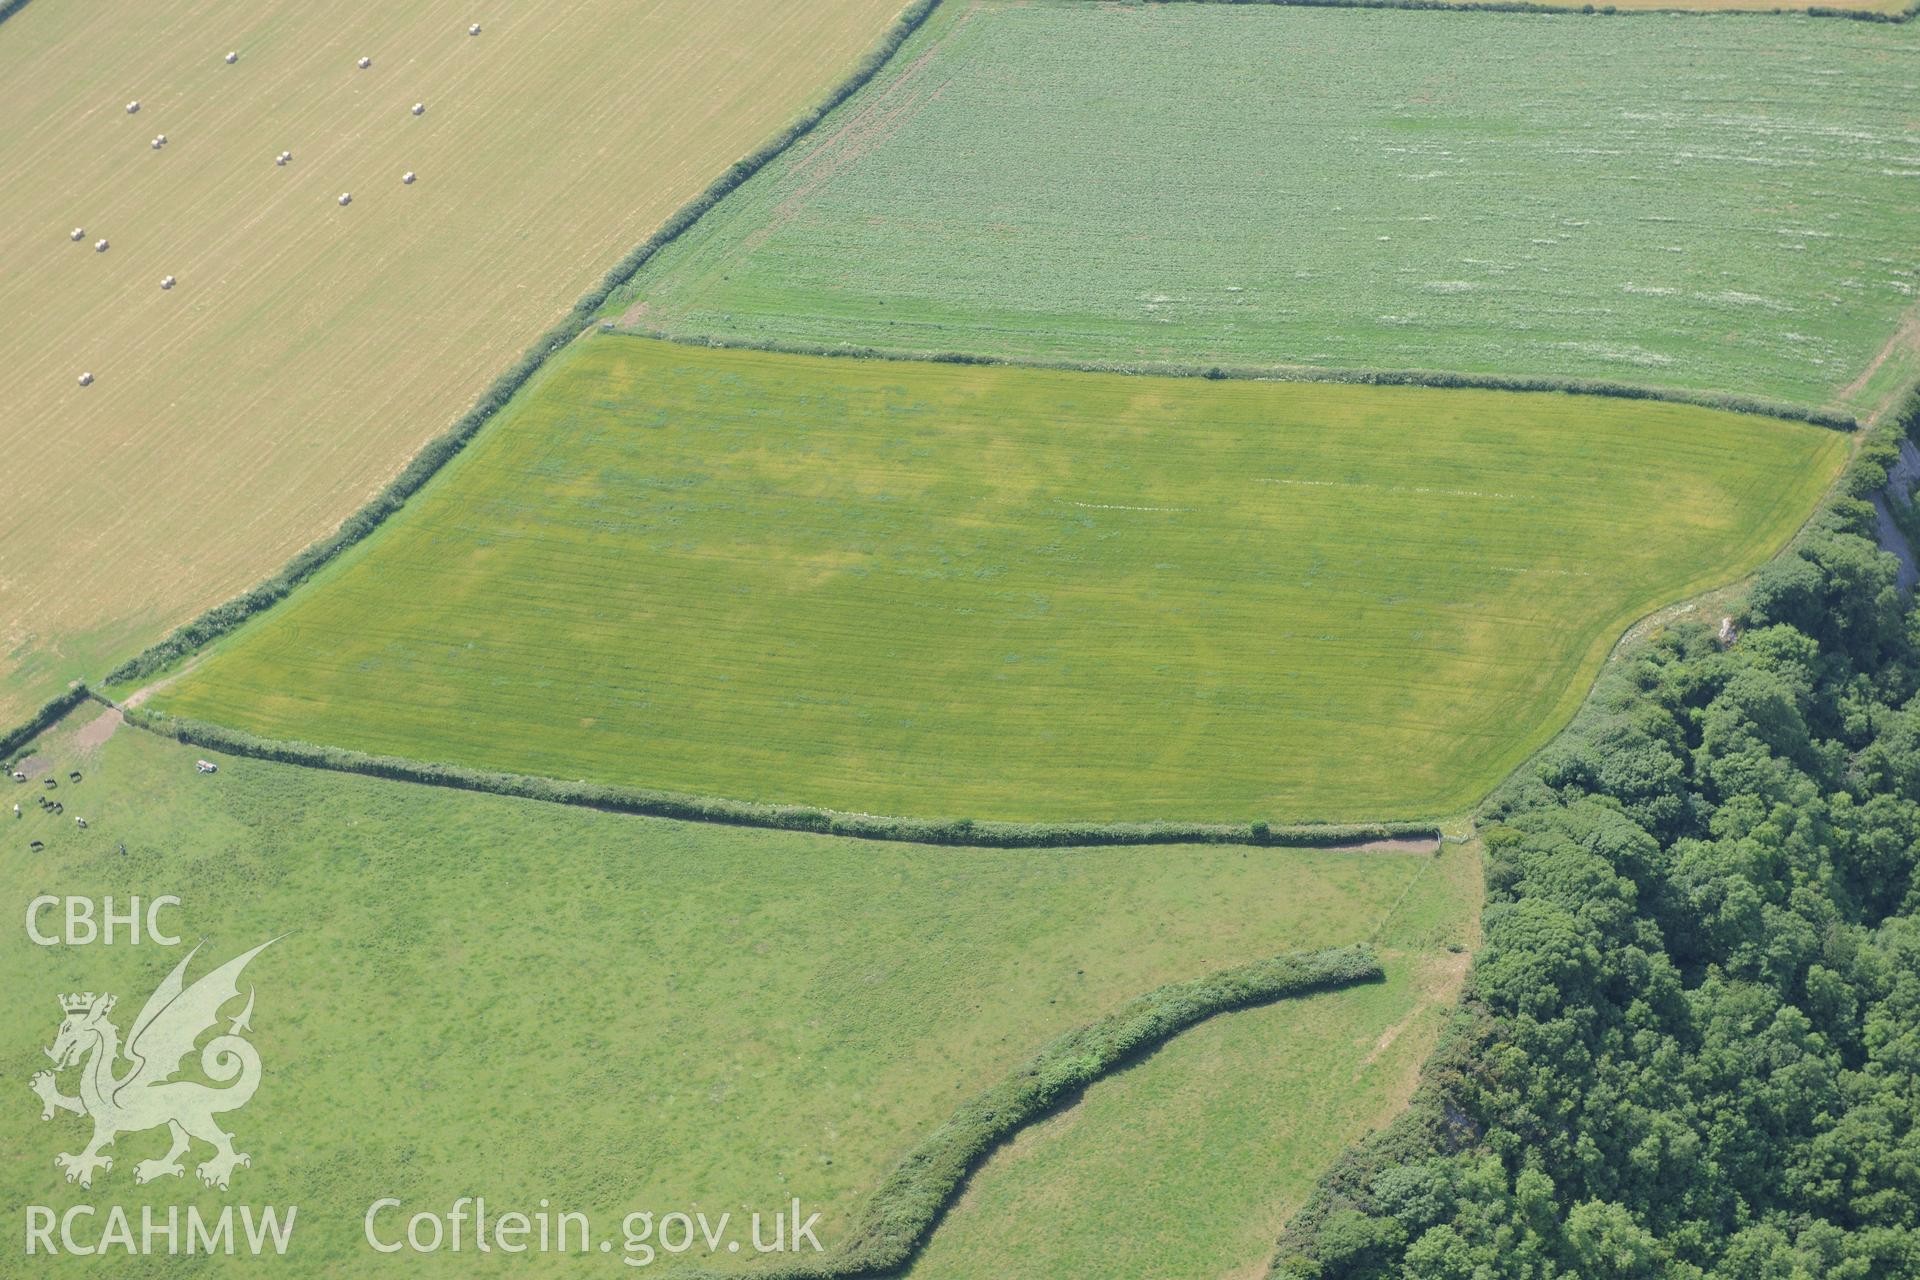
[226,51,238,64]
[78,372,93,386]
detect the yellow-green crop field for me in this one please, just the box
[146,336,1846,823]
[0,0,907,725]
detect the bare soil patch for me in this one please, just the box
[70,707,123,752]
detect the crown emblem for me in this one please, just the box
[59,992,100,1015]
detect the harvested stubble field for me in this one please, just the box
[606,1,1920,417]
[0,0,908,726]
[147,336,1845,823]
[0,708,1463,1276]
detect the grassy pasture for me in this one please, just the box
[0,0,909,726]
[0,709,1451,1276]
[605,1,1920,415]
[148,336,1845,823]
[908,841,1481,1280]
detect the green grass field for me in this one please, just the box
[145,336,1845,823]
[0,708,1459,1276]
[604,1,1920,417]
[907,841,1480,1280]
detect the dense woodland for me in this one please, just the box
[1276,410,1920,1280]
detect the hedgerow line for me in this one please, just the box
[105,702,1439,851]
[608,324,1860,432]
[704,945,1384,1280]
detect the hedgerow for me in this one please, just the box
[101,0,946,691]
[0,684,91,765]
[742,945,1382,1280]
[618,326,1858,431]
[116,708,1433,849]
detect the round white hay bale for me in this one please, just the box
[276,153,288,166]
[157,133,167,144]
[161,275,176,290]
[411,102,424,116]
[469,23,482,35]
[151,137,163,149]
[126,101,139,114]
[70,227,84,241]
[225,51,238,65]
[402,171,416,184]
[357,56,371,69]
[94,238,108,252]
[78,372,93,386]
[338,192,352,206]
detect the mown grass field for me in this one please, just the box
[0,709,1453,1275]
[147,336,1845,823]
[0,0,908,726]
[605,1,1920,416]
[909,841,1481,1280]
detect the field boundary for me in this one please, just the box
[0,684,90,763]
[97,0,947,694]
[1471,383,1916,811]
[103,702,1438,849]
[606,326,1860,431]
[728,945,1383,1280]
[0,0,37,31]
[1062,0,1916,23]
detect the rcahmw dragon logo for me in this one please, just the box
[29,939,277,1191]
